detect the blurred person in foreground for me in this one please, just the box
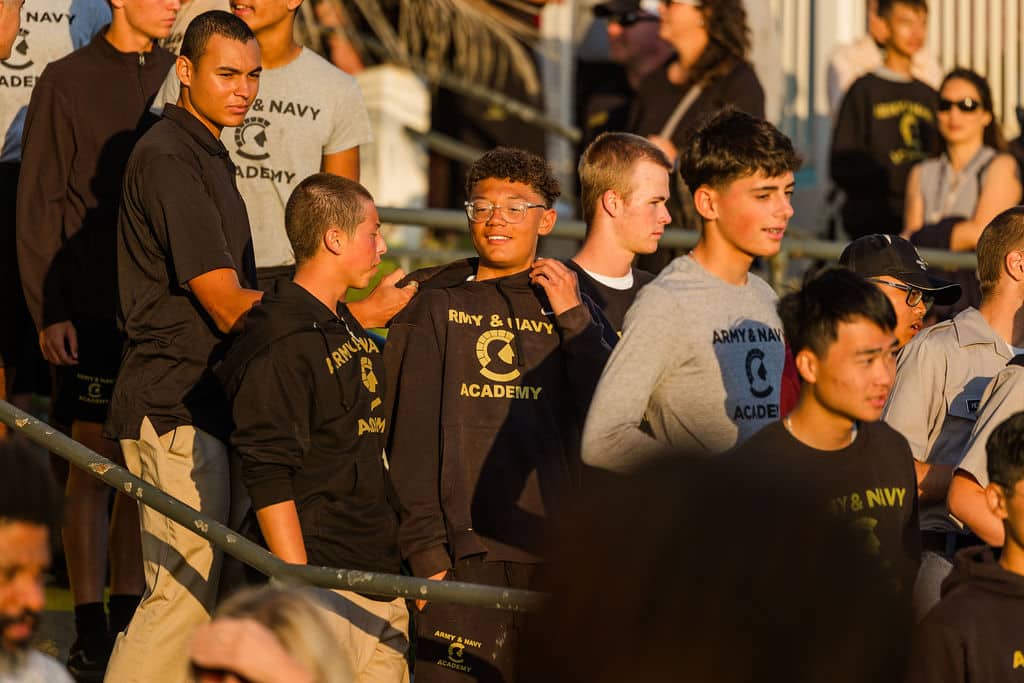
[519,452,913,683]
[190,585,352,683]
[840,234,962,350]
[0,440,70,682]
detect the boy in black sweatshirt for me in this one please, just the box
[906,411,1024,683]
[830,0,939,237]
[220,173,408,682]
[385,147,613,682]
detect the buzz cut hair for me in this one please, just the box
[465,147,561,208]
[578,132,672,225]
[180,10,255,65]
[677,108,801,193]
[285,173,375,266]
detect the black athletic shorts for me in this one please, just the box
[52,319,124,424]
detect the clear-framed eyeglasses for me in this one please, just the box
[867,278,935,308]
[464,201,547,224]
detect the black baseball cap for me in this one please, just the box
[839,234,962,306]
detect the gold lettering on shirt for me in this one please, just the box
[1013,651,1024,669]
[459,383,543,400]
[872,100,935,121]
[357,417,387,435]
[323,336,380,375]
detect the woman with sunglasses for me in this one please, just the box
[625,0,763,270]
[902,68,1021,314]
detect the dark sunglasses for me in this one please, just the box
[938,97,982,113]
[604,10,659,26]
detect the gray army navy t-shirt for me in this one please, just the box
[154,47,373,268]
[583,254,785,470]
[1,0,110,162]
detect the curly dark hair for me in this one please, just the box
[465,147,562,207]
[688,0,752,88]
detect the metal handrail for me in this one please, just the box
[375,207,980,271]
[0,401,543,612]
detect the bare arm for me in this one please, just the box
[187,268,263,334]
[948,471,1004,546]
[321,147,359,181]
[255,500,308,565]
[902,164,924,237]
[949,154,1022,251]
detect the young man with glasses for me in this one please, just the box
[384,147,613,682]
[831,0,940,238]
[882,207,1024,618]
[840,234,961,349]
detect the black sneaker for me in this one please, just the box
[66,634,112,683]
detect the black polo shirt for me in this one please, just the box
[105,103,257,442]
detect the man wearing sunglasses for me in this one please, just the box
[840,234,961,349]
[579,0,671,150]
[881,207,1024,618]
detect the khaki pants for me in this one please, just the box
[309,588,411,683]
[105,418,229,683]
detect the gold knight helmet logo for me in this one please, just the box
[360,357,378,394]
[475,329,520,382]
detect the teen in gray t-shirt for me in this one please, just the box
[583,254,785,469]
[582,109,800,472]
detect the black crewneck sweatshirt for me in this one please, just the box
[17,28,175,329]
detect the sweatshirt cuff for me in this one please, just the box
[554,303,591,339]
[246,478,296,512]
[407,545,453,577]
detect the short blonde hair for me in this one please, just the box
[976,207,1024,299]
[578,132,672,224]
[215,586,352,683]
